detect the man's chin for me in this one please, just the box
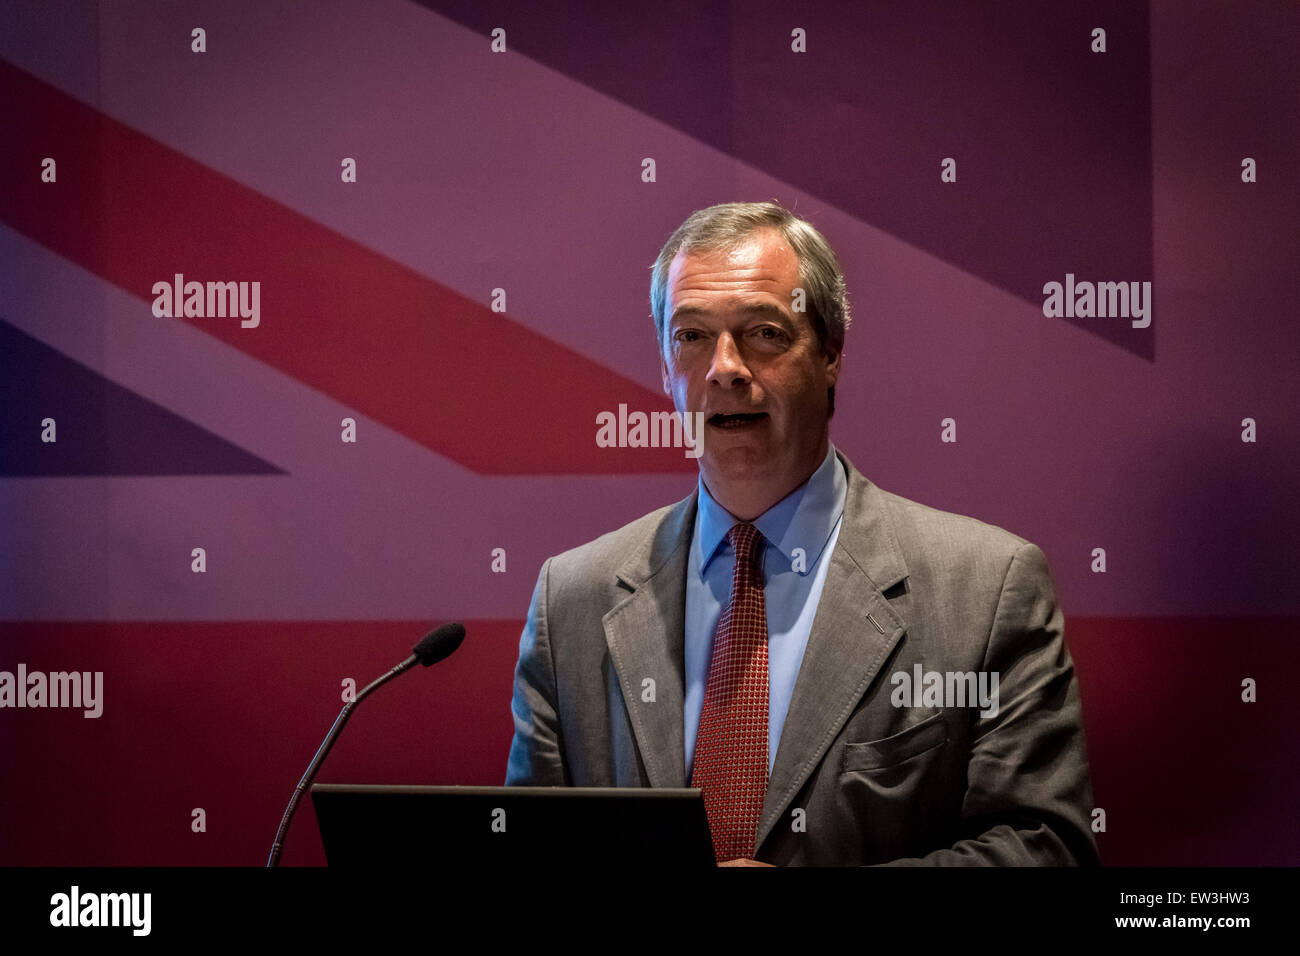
[699,444,773,480]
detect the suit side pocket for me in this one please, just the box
[840,710,948,773]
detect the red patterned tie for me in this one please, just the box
[691,522,769,862]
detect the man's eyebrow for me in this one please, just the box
[668,302,793,324]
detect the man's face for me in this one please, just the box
[659,228,841,502]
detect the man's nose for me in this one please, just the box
[707,334,751,387]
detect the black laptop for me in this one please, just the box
[312,784,716,868]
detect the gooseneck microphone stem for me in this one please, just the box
[266,656,417,867]
[266,622,466,868]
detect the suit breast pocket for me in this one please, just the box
[840,711,948,773]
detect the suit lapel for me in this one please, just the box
[603,493,697,788]
[756,453,910,849]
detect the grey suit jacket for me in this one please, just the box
[506,450,1099,866]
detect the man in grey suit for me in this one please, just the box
[506,201,1098,866]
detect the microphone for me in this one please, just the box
[412,622,465,666]
[266,622,466,867]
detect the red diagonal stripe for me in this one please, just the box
[0,59,688,474]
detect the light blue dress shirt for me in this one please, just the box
[684,443,848,778]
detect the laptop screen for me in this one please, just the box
[312,784,715,868]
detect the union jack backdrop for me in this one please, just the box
[1,0,1297,866]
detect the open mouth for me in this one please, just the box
[708,412,767,429]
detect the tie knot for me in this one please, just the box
[727,523,763,578]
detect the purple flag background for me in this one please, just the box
[1,0,1297,865]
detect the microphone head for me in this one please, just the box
[413,622,466,666]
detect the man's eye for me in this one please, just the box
[756,326,785,340]
[676,330,701,342]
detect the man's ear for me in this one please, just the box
[659,351,671,396]
[825,345,842,388]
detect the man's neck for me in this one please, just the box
[705,441,830,522]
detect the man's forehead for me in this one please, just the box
[669,229,794,274]
[665,232,800,311]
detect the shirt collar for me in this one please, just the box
[695,443,847,573]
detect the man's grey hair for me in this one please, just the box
[649,201,851,357]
